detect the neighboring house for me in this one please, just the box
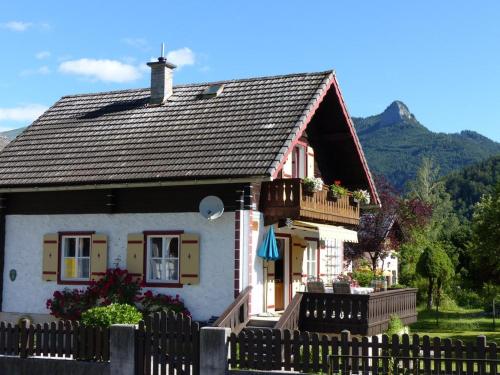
[0,55,378,322]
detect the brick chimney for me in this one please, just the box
[147,55,176,105]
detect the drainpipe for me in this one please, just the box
[0,194,6,310]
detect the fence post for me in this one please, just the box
[200,326,231,375]
[110,324,136,375]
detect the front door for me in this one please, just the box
[274,237,288,311]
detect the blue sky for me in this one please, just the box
[0,0,498,141]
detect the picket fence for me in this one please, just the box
[0,320,109,361]
[229,330,500,375]
[135,310,200,375]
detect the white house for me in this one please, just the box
[0,55,378,323]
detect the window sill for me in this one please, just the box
[144,281,183,288]
[58,279,91,286]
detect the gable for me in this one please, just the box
[272,76,380,205]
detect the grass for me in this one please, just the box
[410,305,500,343]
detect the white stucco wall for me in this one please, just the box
[249,211,265,315]
[2,212,235,321]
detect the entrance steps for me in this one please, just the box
[244,312,281,331]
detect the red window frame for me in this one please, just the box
[57,231,95,285]
[142,230,184,288]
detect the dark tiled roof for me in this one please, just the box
[0,71,334,187]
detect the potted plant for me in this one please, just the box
[329,183,348,200]
[302,177,324,194]
[352,189,371,205]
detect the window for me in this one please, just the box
[291,145,306,178]
[324,239,342,283]
[61,235,91,281]
[306,241,318,278]
[147,235,180,283]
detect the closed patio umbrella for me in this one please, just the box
[257,226,280,261]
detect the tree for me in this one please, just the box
[483,282,500,329]
[468,182,500,285]
[416,243,454,310]
[344,175,401,271]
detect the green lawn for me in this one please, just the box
[410,306,500,343]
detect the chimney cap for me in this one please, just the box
[147,57,176,69]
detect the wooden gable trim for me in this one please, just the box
[330,75,380,205]
[271,74,334,180]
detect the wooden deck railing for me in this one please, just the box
[278,288,417,336]
[260,179,360,226]
[213,286,252,333]
[274,293,303,331]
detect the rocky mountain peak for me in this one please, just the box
[379,100,415,126]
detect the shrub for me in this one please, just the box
[352,269,374,287]
[47,268,191,320]
[139,291,191,317]
[81,303,143,328]
[453,288,483,309]
[90,268,142,305]
[386,314,406,336]
[46,288,98,320]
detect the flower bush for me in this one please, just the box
[330,183,348,198]
[81,303,143,328]
[139,291,191,317]
[352,189,371,204]
[302,177,324,193]
[90,268,142,305]
[46,268,191,320]
[46,288,98,320]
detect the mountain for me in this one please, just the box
[0,126,26,150]
[443,154,500,220]
[352,101,500,191]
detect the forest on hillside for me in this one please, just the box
[347,154,500,316]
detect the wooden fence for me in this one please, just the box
[135,310,200,375]
[0,320,109,361]
[229,330,500,374]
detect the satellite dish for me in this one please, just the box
[199,196,224,220]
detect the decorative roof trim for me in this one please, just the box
[330,74,380,206]
[268,71,335,177]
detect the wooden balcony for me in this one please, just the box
[260,178,360,226]
[276,288,418,336]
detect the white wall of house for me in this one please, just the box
[2,212,236,321]
[249,211,265,315]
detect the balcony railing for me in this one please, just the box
[260,178,360,226]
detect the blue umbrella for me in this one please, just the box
[257,226,280,261]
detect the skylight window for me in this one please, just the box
[202,84,224,97]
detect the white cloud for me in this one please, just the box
[20,66,51,76]
[0,104,48,122]
[1,21,32,31]
[35,51,51,59]
[167,48,195,68]
[58,58,142,83]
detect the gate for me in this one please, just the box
[135,311,200,375]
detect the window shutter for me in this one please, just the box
[91,234,108,281]
[42,234,59,281]
[307,146,315,178]
[291,235,306,297]
[180,233,200,285]
[127,234,144,282]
